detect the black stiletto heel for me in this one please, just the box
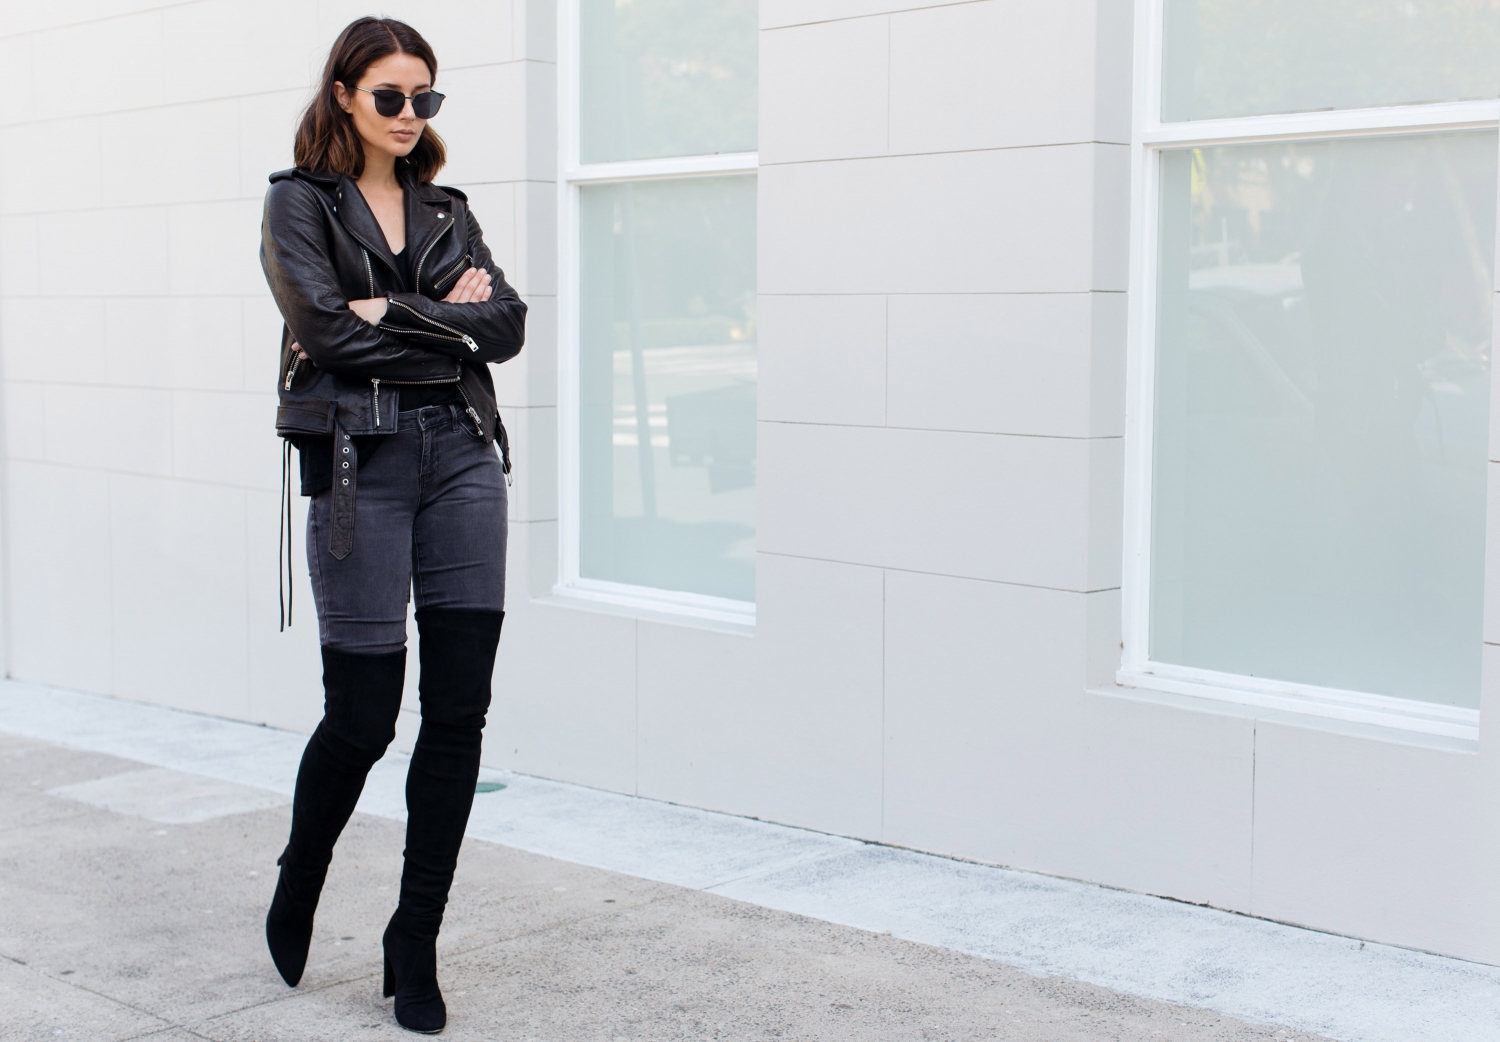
[383,953,395,998]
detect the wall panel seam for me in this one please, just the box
[760,140,1130,168]
[756,290,1124,298]
[0,458,283,492]
[762,0,989,32]
[760,418,1123,441]
[757,551,1121,594]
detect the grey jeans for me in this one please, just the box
[307,405,508,654]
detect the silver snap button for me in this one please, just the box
[438,213,446,218]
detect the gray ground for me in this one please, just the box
[0,733,1327,1042]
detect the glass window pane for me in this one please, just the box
[580,0,758,163]
[1150,133,1496,708]
[1163,0,1500,122]
[579,175,757,601]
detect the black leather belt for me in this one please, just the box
[330,424,357,559]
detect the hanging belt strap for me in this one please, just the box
[329,425,357,560]
[279,439,294,630]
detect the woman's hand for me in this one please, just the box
[443,268,493,304]
[348,297,388,326]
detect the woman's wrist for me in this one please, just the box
[349,296,389,326]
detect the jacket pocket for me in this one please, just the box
[431,253,472,295]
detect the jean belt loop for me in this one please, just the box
[450,404,460,432]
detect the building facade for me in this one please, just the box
[2,0,1498,964]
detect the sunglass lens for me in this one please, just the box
[412,92,444,119]
[371,90,405,117]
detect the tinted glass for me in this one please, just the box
[581,0,758,162]
[578,175,757,601]
[1163,0,1500,122]
[1151,132,1497,707]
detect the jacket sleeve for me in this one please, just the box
[380,202,528,366]
[260,179,459,382]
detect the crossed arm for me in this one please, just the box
[294,267,494,360]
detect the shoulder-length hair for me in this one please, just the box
[295,17,447,183]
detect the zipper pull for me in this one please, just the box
[284,359,298,390]
[372,378,381,427]
[463,335,478,353]
[465,406,484,437]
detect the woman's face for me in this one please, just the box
[335,52,433,163]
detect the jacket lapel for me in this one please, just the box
[403,181,454,290]
[335,175,401,278]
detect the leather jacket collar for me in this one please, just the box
[323,168,454,287]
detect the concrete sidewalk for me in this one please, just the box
[3,731,1318,1042]
[2,681,1497,1041]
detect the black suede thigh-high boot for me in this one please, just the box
[267,645,405,986]
[384,608,503,1033]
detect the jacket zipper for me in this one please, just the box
[284,352,302,391]
[455,383,485,438]
[372,378,380,426]
[362,249,375,297]
[387,298,479,353]
[415,220,454,289]
[431,254,470,293]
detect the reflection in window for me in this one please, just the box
[1151,133,1497,707]
[580,0,758,163]
[1163,0,1500,122]
[579,176,757,601]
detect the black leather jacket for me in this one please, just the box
[261,166,526,446]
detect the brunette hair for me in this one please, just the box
[295,17,447,182]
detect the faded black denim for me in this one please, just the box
[307,406,507,654]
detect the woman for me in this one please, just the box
[259,17,525,1034]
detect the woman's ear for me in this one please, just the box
[333,80,353,113]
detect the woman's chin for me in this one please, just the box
[364,133,420,160]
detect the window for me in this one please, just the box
[1123,1,1500,739]
[559,0,759,623]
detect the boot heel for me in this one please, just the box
[383,918,446,1033]
[383,954,395,998]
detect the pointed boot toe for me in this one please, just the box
[265,907,314,987]
[265,859,318,987]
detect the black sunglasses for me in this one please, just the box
[356,87,445,119]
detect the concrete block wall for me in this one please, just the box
[0,0,1493,964]
[0,0,556,748]
[738,0,1488,964]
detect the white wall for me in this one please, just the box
[0,0,556,747]
[1,0,1494,965]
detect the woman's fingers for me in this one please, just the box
[459,270,483,302]
[468,271,492,304]
[441,268,493,304]
[292,341,309,360]
[443,268,481,302]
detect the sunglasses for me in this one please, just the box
[355,86,445,119]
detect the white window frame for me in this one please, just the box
[553,0,759,629]
[1119,0,1499,742]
